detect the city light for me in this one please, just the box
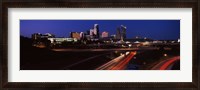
[21,20,180,70]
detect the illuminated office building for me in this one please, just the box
[121,25,127,40]
[90,29,94,36]
[80,32,85,39]
[70,32,81,40]
[93,24,100,38]
[116,27,121,39]
[101,31,109,38]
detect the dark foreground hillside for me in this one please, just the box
[20,36,114,70]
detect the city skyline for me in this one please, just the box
[20,20,180,70]
[20,20,180,40]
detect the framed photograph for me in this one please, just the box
[1,0,199,89]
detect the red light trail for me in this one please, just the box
[111,52,136,70]
[96,51,136,70]
[151,56,180,70]
[159,56,180,70]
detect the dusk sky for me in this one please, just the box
[20,20,180,40]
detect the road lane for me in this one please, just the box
[151,56,180,70]
[111,52,136,70]
[96,52,130,70]
[52,47,159,52]
[159,56,180,70]
[96,51,136,70]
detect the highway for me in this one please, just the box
[151,56,180,70]
[96,51,136,70]
[52,47,159,52]
[43,47,179,70]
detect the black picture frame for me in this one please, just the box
[1,0,199,89]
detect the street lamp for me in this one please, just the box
[128,44,132,48]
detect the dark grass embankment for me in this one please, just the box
[20,36,114,70]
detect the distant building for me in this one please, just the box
[48,38,77,44]
[101,31,109,38]
[116,25,127,40]
[87,24,100,39]
[85,35,91,40]
[70,32,81,40]
[90,29,94,36]
[93,24,99,38]
[153,40,163,43]
[41,33,55,38]
[31,33,55,47]
[31,33,55,40]
[32,33,42,40]
[111,34,116,39]
[80,32,85,39]
[116,27,121,39]
[121,25,127,40]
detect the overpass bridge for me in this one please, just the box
[51,47,159,52]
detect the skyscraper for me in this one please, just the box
[116,27,121,39]
[121,25,127,40]
[80,32,85,39]
[93,24,99,38]
[90,29,94,36]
